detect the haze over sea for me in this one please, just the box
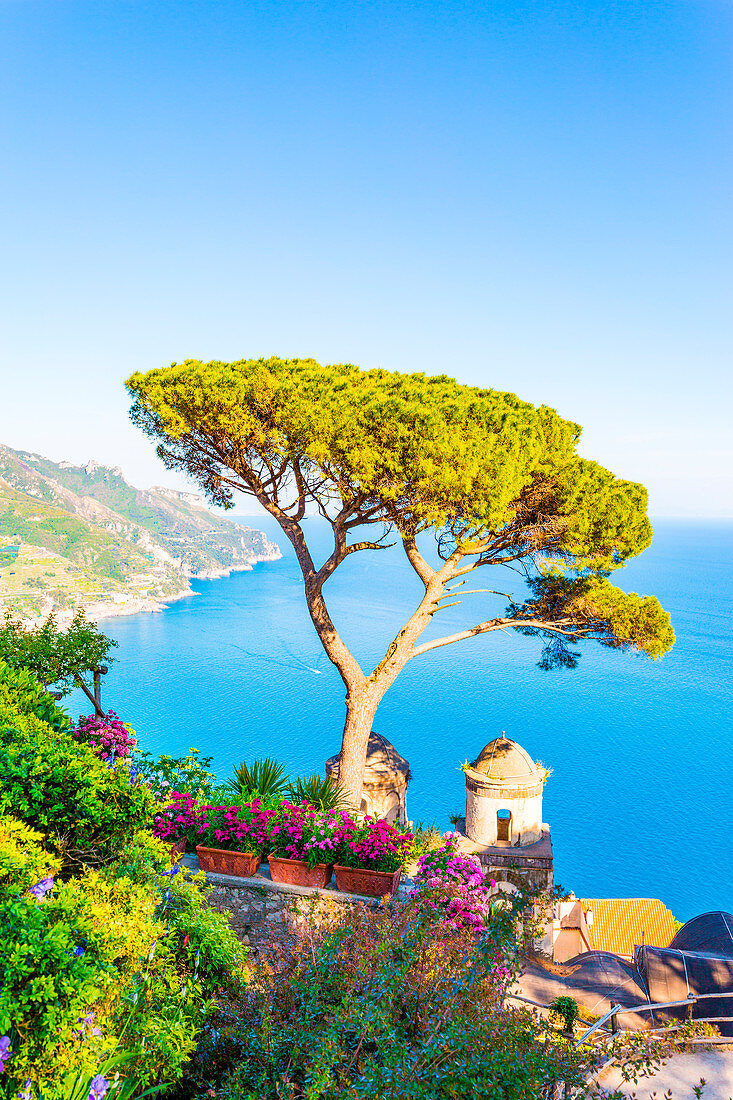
[71,516,732,922]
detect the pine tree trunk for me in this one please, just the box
[337,690,380,810]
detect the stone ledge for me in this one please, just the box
[204,871,402,906]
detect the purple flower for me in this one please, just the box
[28,876,54,900]
[18,1079,33,1100]
[88,1075,110,1100]
[73,945,85,957]
[0,1036,11,1072]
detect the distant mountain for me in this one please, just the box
[0,444,280,624]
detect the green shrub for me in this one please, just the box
[0,661,70,732]
[0,661,247,1098]
[549,995,581,1033]
[133,747,217,803]
[0,716,156,870]
[0,816,246,1096]
[167,900,594,1100]
[0,659,157,868]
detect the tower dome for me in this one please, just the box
[471,736,543,783]
[464,733,546,847]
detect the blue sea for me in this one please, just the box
[69,517,732,922]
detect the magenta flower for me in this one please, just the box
[74,711,136,760]
[412,834,493,931]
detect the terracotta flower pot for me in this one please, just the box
[170,837,187,865]
[196,845,261,877]
[268,855,333,888]
[334,864,402,897]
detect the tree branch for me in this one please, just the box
[401,535,435,588]
[74,674,105,718]
[410,616,588,658]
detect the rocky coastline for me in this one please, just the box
[27,549,282,629]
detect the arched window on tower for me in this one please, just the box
[496,808,512,842]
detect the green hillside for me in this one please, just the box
[0,445,279,621]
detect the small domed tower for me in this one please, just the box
[464,734,545,847]
[458,733,553,896]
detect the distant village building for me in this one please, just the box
[457,733,553,894]
[327,730,409,825]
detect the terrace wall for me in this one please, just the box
[204,871,397,950]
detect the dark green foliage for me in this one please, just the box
[225,757,289,801]
[0,666,156,869]
[549,995,581,1033]
[286,772,352,811]
[0,660,70,732]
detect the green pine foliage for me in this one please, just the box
[127,358,674,718]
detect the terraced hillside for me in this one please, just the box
[0,445,280,623]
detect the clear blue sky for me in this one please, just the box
[1,0,731,516]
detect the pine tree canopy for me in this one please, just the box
[126,357,674,669]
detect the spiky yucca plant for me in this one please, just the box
[286,773,352,812]
[225,758,289,802]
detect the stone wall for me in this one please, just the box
[204,871,393,951]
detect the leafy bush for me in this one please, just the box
[0,662,247,1099]
[0,661,70,733]
[133,748,217,803]
[0,717,156,871]
[0,659,157,869]
[173,899,591,1100]
[0,817,246,1094]
[549,995,581,1033]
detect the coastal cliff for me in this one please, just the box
[0,444,280,625]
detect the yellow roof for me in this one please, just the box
[580,898,676,957]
